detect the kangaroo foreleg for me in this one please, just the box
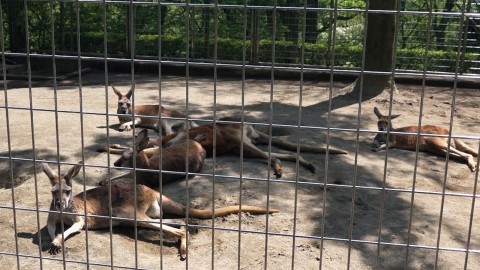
[49,220,85,255]
[97,144,131,154]
[120,118,141,131]
[270,152,316,173]
[236,140,282,178]
[161,132,187,147]
[98,171,133,186]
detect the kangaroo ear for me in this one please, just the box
[137,129,148,141]
[390,114,401,120]
[126,87,133,99]
[138,137,150,151]
[112,85,123,99]
[136,129,150,151]
[63,162,83,186]
[373,107,383,118]
[42,163,59,185]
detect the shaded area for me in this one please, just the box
[17,221,185,255]
[0,73,478,268]
[0,149,68,189]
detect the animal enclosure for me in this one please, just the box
[1,1,480,269]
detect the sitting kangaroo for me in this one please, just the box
[371,107,478,172]
[43,162,278,259]
[113,85,198,134]
[99,129,206,187]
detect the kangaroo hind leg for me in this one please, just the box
[123,212,189,259]
[454,139,479,157]
[426,138,477,172]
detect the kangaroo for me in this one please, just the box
[112,85,198,134]
[98,129,206,187]
[159,117,348,178]
[42,162,278,259]
[371,107,478,172]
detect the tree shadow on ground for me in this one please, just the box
[1,70,183,91]
[17,222,183,255]
[4,73,476,268]
[163,89,452,268]
[0,149,68,189]
[87,82,460,267]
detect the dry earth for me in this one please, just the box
[1,71,479,269]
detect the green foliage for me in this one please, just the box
[1,0,478,73]
[80,32,127,55]
[396,48,478,72]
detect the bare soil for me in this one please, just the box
[1,71,479,269]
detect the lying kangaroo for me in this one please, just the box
[159,117,348,178]
[42,162,278,259]
[371,107,478,172]
[113,85,198,134]
[99,129,206,187]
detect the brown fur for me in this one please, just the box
[99,129,206,187]
[160,118,348,178]
[42,162,278,259]
[112,85,198,134]
[371,107,478,172]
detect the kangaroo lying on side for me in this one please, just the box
[98,129,206,187]
[159,117,348,178]
[43,162,278,259]
[113,85,198,134]
[371,107,478,172]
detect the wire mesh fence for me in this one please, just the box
[1,0,479,269]
[2,1,480,74]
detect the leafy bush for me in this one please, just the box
[397,48,478,72]
[70,33,479,73]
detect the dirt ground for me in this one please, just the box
[1,71,479,270]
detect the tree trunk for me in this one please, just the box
[126,5,132,57]
[305,0,318,42]
[282,0,299,43]
[7,0,27,52]
[351,0,398,100]
[250,8,259,63]
[433,0,454,50]
[280,0,301,63]
[202,0,211,59]
[60,2,65,51]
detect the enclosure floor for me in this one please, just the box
[1,72,479,269]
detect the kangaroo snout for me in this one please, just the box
[54,198,68,210]
[113,159,122,167]
[118,105,129,114]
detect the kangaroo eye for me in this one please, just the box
[65,190,71,195]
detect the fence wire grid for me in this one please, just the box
[1,0,480,269]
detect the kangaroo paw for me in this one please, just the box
[98,179,108,186]
[274,167,282,179]
[179,231,188,260]
[306,163,316,173]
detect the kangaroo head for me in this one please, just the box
[371,107,401,151]
[373,107,400,132]
[114,148,135,168]
[42,162,82,211]
[113,129,151,168]
[112,85,133,115]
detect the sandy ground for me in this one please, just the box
[0,71,479,269]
